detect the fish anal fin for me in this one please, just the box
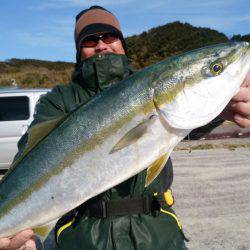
[34,225,51,239]
[33,219,57,241]
[145,153,170,187]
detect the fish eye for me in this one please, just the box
[210,62,223,75]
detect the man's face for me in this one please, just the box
[80,32,125,60]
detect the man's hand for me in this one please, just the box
[0,229,35,250]
[220,71,250,128]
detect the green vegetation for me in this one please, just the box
[0,59,74,88]
[231,34,250,43]
[0,22,249,89]
[126,21,228,68]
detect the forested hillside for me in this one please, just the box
[126,21,229,68]
[0,59,73,88]
[0,22,249,89]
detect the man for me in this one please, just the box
[0,5,250,250]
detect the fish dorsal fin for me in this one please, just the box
[109,115,157,154]
[9,116,67,171]
[145,153,170,187]
[26,116,66,151]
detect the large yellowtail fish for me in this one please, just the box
[0,42,249,238]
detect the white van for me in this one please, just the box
[0,88,50,170]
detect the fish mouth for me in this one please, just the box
[246,44,250,71]
[241,41,250,66]
[240,43,250,74]
[227,42,250,79]
[153,42,250,131]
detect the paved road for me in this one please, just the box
[1,138,249,249]
[171,139,250,249]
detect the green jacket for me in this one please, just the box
[16,54,222,250]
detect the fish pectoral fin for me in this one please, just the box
[110,116,157,154]
[33,219,57,241]
[145,153,170,187]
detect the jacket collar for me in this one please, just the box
[71,53,134,93]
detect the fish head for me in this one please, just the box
[153,42,250,130]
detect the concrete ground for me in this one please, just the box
[1,137,249,249]
[171,138,250,250]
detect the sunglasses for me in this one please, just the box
[81,32,119,48]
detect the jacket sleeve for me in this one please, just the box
[13,83,92,162]
[187,117,225,140]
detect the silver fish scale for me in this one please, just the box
[0,42,249,237]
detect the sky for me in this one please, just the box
[0,0,249,62]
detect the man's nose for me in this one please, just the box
[95,40,109,51]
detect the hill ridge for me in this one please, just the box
[1,21,249,88]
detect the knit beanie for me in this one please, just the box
[74,6,126,63]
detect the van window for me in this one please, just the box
[0,96,30,121]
